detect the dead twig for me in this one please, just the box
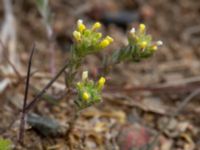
[18,43,36,144]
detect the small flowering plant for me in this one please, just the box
[71,21,162,110]
[75,71,106,110]
[72,20,113,58]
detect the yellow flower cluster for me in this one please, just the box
[129,23,163,51]
[80,75,106,102]
[113,23,163,63]
[72,19,114,57]
[75,71,106,110]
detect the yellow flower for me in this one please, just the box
[77,19,86,33]
[140,41,147,49]
[99,39,110,48]
[82,92,90,101]
[98,77,106,89]
[106,36,114,43]
[139,23,146,32]
[73,31,81,41]
[92,22,101,30]
[152,45,158,51]
[99,36,113,48]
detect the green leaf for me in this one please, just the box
[0,138,12,150]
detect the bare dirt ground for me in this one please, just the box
[1,0,200,149]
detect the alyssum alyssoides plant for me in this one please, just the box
[18,19,162,143]
[72,20,162,110]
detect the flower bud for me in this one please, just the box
[106,36,114,43]
[92,22,101,30]
[82,71,88,81]
[82,92,90,101]
[139,23,146,32]
[77,19,86,32]
[152,45,158,51]
[99,39,110,48]
[140,41,147,49]
[98,77,106,89]
[73,31,81,41]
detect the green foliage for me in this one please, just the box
[0,138,12,150]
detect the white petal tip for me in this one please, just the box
[130,28,136,34]
[77,19,83,24]
[157,40,163,46]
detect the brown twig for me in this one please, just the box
[18,43,35,143]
